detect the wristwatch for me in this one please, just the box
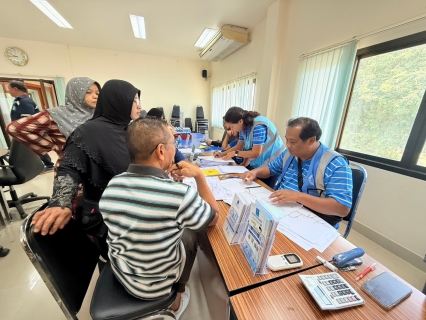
[235,150,240,156]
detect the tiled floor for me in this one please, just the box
[0,164,424,320]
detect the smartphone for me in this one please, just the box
[267,253,303,271]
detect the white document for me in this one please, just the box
[218,166,249,174]
[256,198,302,220]
[276,207,340,252]
[182,176,226,201]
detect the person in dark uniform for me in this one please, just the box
[8,80,54,170]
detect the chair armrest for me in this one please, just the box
[0,165,13,168]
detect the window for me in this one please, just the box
[211,73,256,127]
[336,31,426,180]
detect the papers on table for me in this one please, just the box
[196,156,235,167]
[179,147,201,156]
[256,198,302,220]
[182,176,226,201]
[199,166,249,176]
[218,165,248,174]
[220,179,272,205]
[276,206,340,252]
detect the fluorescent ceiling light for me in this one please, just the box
[129,14,146,39]
[194,28,218,48]
[29,0,73,29]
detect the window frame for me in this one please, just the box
[336,30,426,181]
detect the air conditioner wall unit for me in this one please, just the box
[199,25,249,62]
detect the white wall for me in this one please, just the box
[276,0,426,258]
[0,37,211,122]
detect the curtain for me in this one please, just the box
[292,41,358,148]
[211,73,256,127]
[53,77,66,106]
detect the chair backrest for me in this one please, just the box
[8,139,44,184]
[20,204,100,319]
[342,163,367,238]
[171,105,180,119]
[184,118,193,131]
[156,107,165,119]
[196,106,205,119]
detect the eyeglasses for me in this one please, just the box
[134,98,141,106]
[149,142,174,154]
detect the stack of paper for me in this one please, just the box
[276,206,340,252]
[241,200,279,275]
[196,156,235,167]
[222,192,252,244]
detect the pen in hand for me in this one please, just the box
[355,263,376,281]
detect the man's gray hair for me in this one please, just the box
[127,117,170,161]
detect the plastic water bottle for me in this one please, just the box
[177,135,182,148]
[180,111,184,129]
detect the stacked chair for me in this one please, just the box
[194,106,209,134]
[170,105,180,127]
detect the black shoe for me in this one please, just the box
[0,248,10,257]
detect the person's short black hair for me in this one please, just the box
[287,117,322,141]
[9,80,27,93]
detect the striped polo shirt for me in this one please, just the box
[268,149,353,225]
[239,124,267,145]
[99,164,215,299]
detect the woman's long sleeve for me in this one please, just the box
[48,141,83,210]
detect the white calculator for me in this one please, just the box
[299,272,365,310]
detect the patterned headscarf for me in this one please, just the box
[47,77,101,138]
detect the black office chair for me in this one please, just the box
[156,107,166,119]
[185,118,193,132]
[342,163,367,238]
[195,106,209,134]
[0,139,50,219]
[20,205,178,320]
[170,105,180,127]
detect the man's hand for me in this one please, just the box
[206,140,212,146]
[221,152,235,161]
[269,190,301,204]
[166,161,203,179]
[213,151,225,158]
[32,207,72,236]
[241,171,256,184]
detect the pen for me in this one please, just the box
[356,263,376,281]
[316,256,338,272]
[245,186,261,189]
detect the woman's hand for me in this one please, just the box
[32,207,72,236]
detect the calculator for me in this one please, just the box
[299,272,365,310]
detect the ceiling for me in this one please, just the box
[0,0,276,60]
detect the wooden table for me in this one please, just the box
[230,254,426,319]
[202,197,357,296]
[198,178,362,320]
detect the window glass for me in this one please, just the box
[339,44,426,161]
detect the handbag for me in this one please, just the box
[75,197,106,238]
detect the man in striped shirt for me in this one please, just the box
[99,117,218,319]
[242,117,352,227]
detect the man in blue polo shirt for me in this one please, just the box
[242,117,352,227]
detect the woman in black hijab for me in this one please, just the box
[32,80,141,256]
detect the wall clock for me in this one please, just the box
[4,47,29,66]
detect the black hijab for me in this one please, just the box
[66,79,140,189]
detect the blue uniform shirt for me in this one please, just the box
[268,150,353,211]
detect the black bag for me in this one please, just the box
[75,197,106,238]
